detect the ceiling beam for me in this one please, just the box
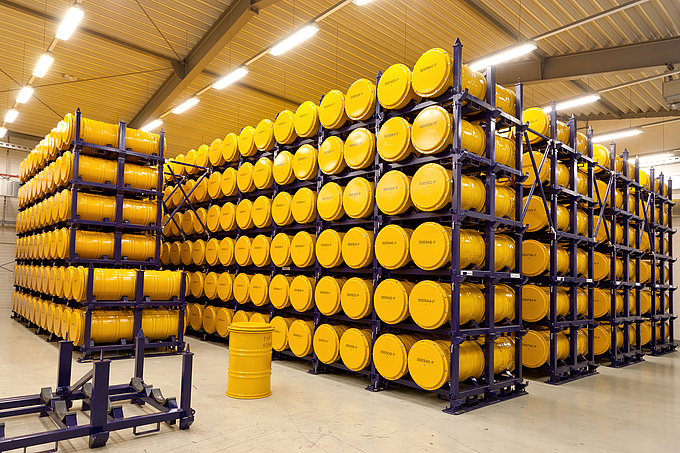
[497,37,680,85]
[129,0,282,128]
[572,110,680,122]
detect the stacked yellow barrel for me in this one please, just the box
[12,112,181,353]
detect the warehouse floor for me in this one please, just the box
[1,301,679,453]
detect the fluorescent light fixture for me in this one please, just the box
[640,156,680,167]
[172,97,200,114]
[16,86,34,104]
[0,127,6,139]
[353,0,374,5]
[56,4,84,41]
[592,128,643,143]
[33,52,54,78]
[542,93,601,113]
[468,41,537,71]
[213,66,249,90]
[140,119,163,132]
[639,153,673,162]
[4,110,18,124]
[270,23,320,56]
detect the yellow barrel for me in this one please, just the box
[313,324,350,364]
[270,233,293,267]
[316,230,344,268]
[288,319,315,357]
[344,128,375,169]
[341,227,374,269]
[375,225,412,269]
[593,324,624,355]
[373,333,422,380]
[202,306,218,334]
[215,308,233,338]
[522,108,570,144]
[218,237,235,266]
[317,182,345,221]
[253,158,274,191]
[234,236,253,267]
[189,272,206,298]
[340,328,372,371]
[249,274,270,306]
[294,101,319,138]
[226,322,274,399]
[593,252,623,281]
[320,89,350,129]
[373,279,413,324]
[522,240,569,277]
[254,119,276,152]
[237,162,256,194]
[377,63,421,110]
[523,196,570,232]
[274,110,297,145]
[523,285,587,322]
[411,224,499,271]
[318,136,346,176]
[232,310,253,324]
[250,312,269,323]
[314,276,346,316]
[68,268,184,303]
[408,340,477,390]
[188,303,204,330]
[53,304,64,337]
[596,220,624,244]
[292,145,318,181]
[343,177,374,219]
[233,273,252,304]
[291,188,317,224]
[204,271,219,300]
[410,281,490,329]
[269,275,294,309]
[271,316,296,351]
[251,234,272,268]
[58,191,157,226]
[290,275,315,312]
[410,164,484,212]
[413,48,483,98]
[273,151,296,186]
[630,290,652,315]
[272,192,294,226]
[522,329,570,368]
[238,126,257,158]
[592,143,623,173]
[60,152,158,191]
[376,171,413,215]
[377,117,417,163]
[345,78,376,121]
[412,106,485,156]
[68,309,180,346]
[291,231,316,268]
[340,277,373,320]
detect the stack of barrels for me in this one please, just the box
[13,112,184,351]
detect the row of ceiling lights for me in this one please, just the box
[0,0,84,140]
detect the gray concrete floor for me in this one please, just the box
[0,305,678,453]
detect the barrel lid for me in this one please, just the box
[271,233,293,267]
[375,225,411,269]
[294,101,319,138]
[593,325,612,355]
[180,241,193,265]
[523,195,549,232]
[253,157,274,190]
[341,278,373,319]
[236,199,254,230]
[272,192,294,226]
[56,228,69,259]
[290,275,314,312]
[219,202,236,231]
[249,273,270,306]
[59,152,72,184]
[523,108,550,143]
[593,251,609,281]
[169,241,182,265]
[317,182,345,221]
[251,234,272,267]
[57,190,71,221]
[342,227,373,269]
[293,145,318,181]
[237,162,255,193]
[269,275,292,309]
[343,177,374,219]
[181,210,196,235]
[202,306,217,334]
[316,230,343,268]
[576,132,587,154]
[69,310,84,345]
[408,340,449,390]
[318,136,345,175]
[229,321,274,333]
[208,138,224,166]
[270,316,291,350]
[340,329,371,371]
[412,106,451,154]
[522,330,550,368]
[592,144,610,170]
[221,167,237,197]
[288,320,313,357]
[373,333,409,380]
[235,236,253,266]
[345,78,376,121]
[291,187,317,224]
[217,272,234,301]
[273,151,295,185]
[274,110,297,145]
[191,240,207,265]
[291,231,316,268]
[233,273,251,304]
[344,128,375,169]
[196,144,209,168]
[254,118,275,151]
[249,197,271,230]
[413,48,452,98]
[410,163,451,211]
[522,240,549,277]
[378,63,413,110]
[522,285,549,323]
[593,287,610,318]
[206,205,221,233]
[192,207,208,234]
[238,126,257,157]
[217,237,235,267]
[204,271,219,299]
[189,272,205,298]
[377,117,412,162]
[315,276,343,315]
[410,222,450,271]
[208,172,222,199]
[374,279,411,324]
[184,149,197,170]
[409,280,449,329]
[314,324,343,364]
[319,90,347,129]
[522,152,550,188]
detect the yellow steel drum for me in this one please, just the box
[226,322,274,399]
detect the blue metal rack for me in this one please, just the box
[520,107,598,384]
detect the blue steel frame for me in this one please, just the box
[0,339,193,452]
[520,107,598,384]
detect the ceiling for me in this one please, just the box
[1,0,680,158]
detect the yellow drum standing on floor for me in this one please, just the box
[226,322,274,399]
